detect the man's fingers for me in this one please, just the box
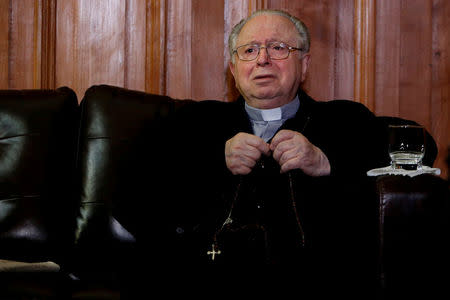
[270,129,296,151]
[272,140,294,162]
[231,165,252,175]
[225,132,270,175]
[280,158,298,174]
[245,135,271,156]
[278,148,299,166]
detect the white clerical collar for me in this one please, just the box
[245,96,300,122]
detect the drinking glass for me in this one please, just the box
[388,125,425,170]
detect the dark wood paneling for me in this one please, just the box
[8,0,42,89]
[54,0,76,92]
[124,0,147,92]
[375,0,401,117]
[191,0,225,100]
[146,0,166,95]
[41,0,56,89]
[0,0,9,89]
[56,0,126,99]
[334,0,354,100]
[398,0,432,129]
[430,0,449,179]
[354,0,375,111]
[165,0,192,99]
[375,0,448,177]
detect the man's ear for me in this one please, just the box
[300,53,311,82]
[229,61,236,78]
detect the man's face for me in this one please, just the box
[230,14,310,109]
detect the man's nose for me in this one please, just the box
[256,47,270,65]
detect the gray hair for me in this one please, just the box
[228,9,310,64]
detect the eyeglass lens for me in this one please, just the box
[237,43,289,60]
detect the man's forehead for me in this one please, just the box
[237,14,297,44]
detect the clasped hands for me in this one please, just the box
[225,129,331,176]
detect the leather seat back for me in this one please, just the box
[0,87,79,263]
[72,84,181,275]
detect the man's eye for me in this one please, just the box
[245,47,256,54]
[272,45,284,51]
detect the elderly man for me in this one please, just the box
[220,10,387,178]
[132,10,388,293]
[160,9,387,257]
[226,10,330,177]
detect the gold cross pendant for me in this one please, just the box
[207,243,221,261]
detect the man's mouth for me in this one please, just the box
[253,74,275,80]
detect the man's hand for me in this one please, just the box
[225,133,271,175]
[270,129,331,176]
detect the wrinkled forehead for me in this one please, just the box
[236,14,299,46]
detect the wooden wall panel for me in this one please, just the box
[165,0,192,99]
[430,0,449,179]
[8,0,42,89]
[354,0,375,111]
[191,0,225,100]
[146,0,166,95]
[56,0,126,99]
[54,0,75,92]
[124,0,147,92]
[0,0,10,89]
[41,0,56,89]
[334,0,354,100]
[375,0,448,177]
[375,0,401,117]
[398,0,432,129]
[165,0,226,100]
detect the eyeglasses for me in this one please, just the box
[233,41,303,61]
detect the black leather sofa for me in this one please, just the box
[0,85,448,299]
[0,85,183,298]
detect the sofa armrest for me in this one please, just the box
[376,174,450,298]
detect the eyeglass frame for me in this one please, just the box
[232,41,304,61]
